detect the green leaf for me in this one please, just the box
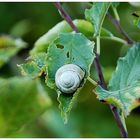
[10,20,31,37]
[85,2,111,36]
[0,77,51,136]
[18,53,47,78]
[30,19,113,55]
[132,11,140,29]
[0,35,27,68]
[46,32,95,123]
[95,43,140,117]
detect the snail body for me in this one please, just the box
[55,64,85,94]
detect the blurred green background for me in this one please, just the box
[0,2,140,138]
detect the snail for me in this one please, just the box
[55,64,85,94]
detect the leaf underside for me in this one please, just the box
[95,43,140,117]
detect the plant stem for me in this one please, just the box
[53,2,78,32]
[107,12,134,45]
[93,55,106,89]
[94,54,128,138]
[53,2,128,138]
[110,105,128,137]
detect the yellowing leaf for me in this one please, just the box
[95,43,140,117]
[18,53,47,79]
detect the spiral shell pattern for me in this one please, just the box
[55,64,85,94]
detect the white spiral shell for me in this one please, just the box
[55,64,85,94]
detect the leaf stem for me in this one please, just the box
[96,35,100,55]
[87,77,97,86]
[112,6,120,21]
[107,12,134,45]
[53,2,128,138]
[101,36,127,44]
[90,36,127,45]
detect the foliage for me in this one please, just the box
[30,19,114,55]
[46,32,95,122]
[0,35,26,68]
[96,43,140,116]
[85,2,111,36]
[132,11,140,29]
[0,77,51,136]
[0,2,140,138]
[18,53,47,78]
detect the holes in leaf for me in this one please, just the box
[56,44,64,49]
[100,100,107,103]
[66,52,69,58]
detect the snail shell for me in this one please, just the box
[55,64,85,94]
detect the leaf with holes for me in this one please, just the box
[30,19,114,55]
[0,35,27,68]
[46,32,95,123]
[18,53,47,79]
[95,43,140,117]
[0,77,51,136]
[85,2,111,36]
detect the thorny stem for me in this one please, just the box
[54,2,128,138]
[107,12,134,45]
